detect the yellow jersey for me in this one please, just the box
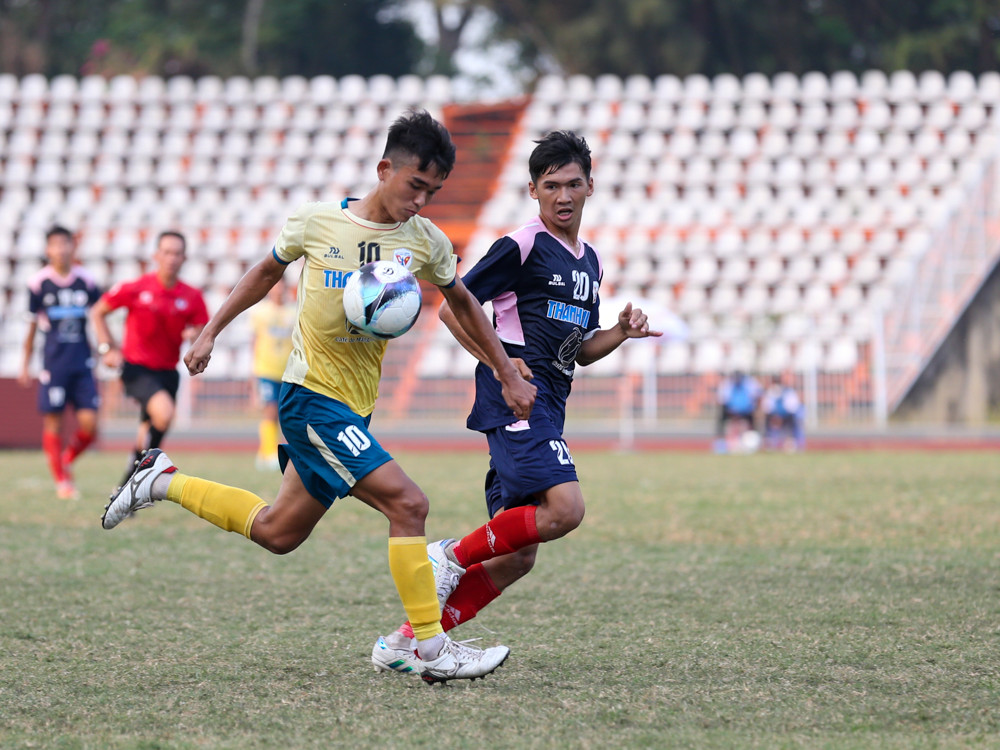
[273,200,457,416]
[249,298,296,381]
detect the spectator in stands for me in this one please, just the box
[99,110,536,684]
[90,231,209,488]
[370,130,663,675]
[19,226,102,500]
[249,278,295,471]
[714,370,762,452]
[762,372,805,452]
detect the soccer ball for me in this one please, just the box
[342,260,422,339]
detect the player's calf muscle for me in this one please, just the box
[250,510,311,555]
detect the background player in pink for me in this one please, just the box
[19,226,102,500]
[90,231,209,487]
[372,131,663,672]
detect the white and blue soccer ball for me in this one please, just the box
[342,260,422,339]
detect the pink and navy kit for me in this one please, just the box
[28,265,102,374]
[463,216,604,433]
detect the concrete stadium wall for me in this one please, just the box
[895,258,1000,424]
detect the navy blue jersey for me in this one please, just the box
[463,216,603,432]
[27,265,101,373]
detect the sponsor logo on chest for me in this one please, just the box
[545,300,591,327]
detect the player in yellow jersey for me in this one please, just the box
[100,110,537,684]
[249,278,295,471]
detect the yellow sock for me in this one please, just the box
[388,536,443,641]
[166,474,267,539]
[258,419,279,459]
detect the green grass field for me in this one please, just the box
[1,447,999,749]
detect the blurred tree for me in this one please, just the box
[0,0,424,77]
[426,0,475,75]
[471,0,1000,77]
[0,0,114,75]
[1,0,997,79]
[255,0,423,77]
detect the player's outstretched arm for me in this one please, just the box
[438,299,533,381]
[576,302,663,366]
[439,277,536,420]
[185,254,287,376]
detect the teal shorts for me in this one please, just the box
[256,377,282,406]
[277,383,393,509]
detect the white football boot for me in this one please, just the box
[101,449,176,529]
[427,538,465,610]
[418,636,510,684]
[371,632,421,675]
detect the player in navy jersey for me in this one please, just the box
[19,226,102,500]
[372,130,663,672]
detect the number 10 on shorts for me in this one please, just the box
[337,425,372,456]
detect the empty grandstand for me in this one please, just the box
[2,70,999,434]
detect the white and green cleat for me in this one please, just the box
[371,632,421,675]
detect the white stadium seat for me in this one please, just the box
[918,70,946,102]
[741,72,769,101]
[136,75,165,103]
[825,337,859,371]
[0,68,994,396]
[693,339,725,373]
[659,340,691,374]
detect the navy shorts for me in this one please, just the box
[277,383,393,509]
[37,367,100,414]
[482,415,578,518]
[256,377,281,406]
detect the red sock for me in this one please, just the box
[453,506,540,567]
[441,564,502,631]
[63,429,96,465]
[398,563,502,637]
[42,432,66,483]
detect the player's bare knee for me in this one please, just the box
[385,488,429,526]
[564,502,585,532]
[256,529,306,555]
[149,415,172,432]
[251,514,308,555]
[540,503,585,539]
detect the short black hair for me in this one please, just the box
[529,130,592,184]
[383,109,456,178]
[46,225,73,241]
[157,230,187,252]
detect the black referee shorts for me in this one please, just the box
[121,361,180,419]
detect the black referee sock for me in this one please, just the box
[120,448,143,487]
[148,426,166,451]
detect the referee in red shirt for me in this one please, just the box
[92,231,209,487]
